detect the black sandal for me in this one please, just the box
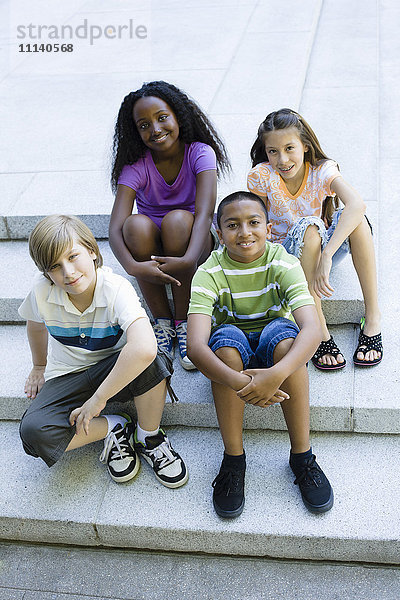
[311,335,346,371]
[353,318,383,367]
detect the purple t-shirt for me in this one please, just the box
[118,142,217,228]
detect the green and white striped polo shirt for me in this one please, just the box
[189,242,314,332]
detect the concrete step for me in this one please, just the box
[2,541,400,600]
[0,238,364,325]
[0,421,399,565]
[1,322,397,435]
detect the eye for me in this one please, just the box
[48,264,59,272]
[227,223,237,229]
[266,149,276,155]
[139,122,149,130]
[250,220,260,226]
[159,114,168,121]
[286,145,294,151]
[69,253,79,260]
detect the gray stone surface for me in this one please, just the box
[1,541,399,600]
[2,422,398,563]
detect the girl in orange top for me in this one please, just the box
[247,108,382,370]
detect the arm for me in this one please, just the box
[238,305,321,406]
[69,317,157,435]
[153,169,217,275]
[25,320,48,399]
[109,184,180,286]
[315,175,366,297]
[187,313,252,390]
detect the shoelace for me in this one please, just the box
[99,430,131,463]
[175,321,187,353]
[293,455,323,488]
[146,440,177,469]
[153,322,176,352]
[212,468,243,496]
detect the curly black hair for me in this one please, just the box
[250,108,330,168]
[111,80,231,193]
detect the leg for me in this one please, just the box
[161,210,213,319]
[300,225,344,367]
[123,214,172,319]
[348,217,381,362]
[212,347,245,455]
[273,338,333,513]
[273,339,310,453]
[134,379,166,431]
[66,416,108,450]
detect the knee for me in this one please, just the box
[161,210,193,247]
[20,412,46,454]
[273,337,295,363]
[303,224,323,248]
[215,346,243,370]
[122,214,158,259]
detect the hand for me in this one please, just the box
[24,366,46,399]
[134,260,181,287]
[69,395,106,436]
[237,368,290,407]
[151,255,195,277]
[314,253,334,298]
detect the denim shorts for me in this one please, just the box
[208,318,299,369]
[282,209,350,267]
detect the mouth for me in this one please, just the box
[151,133,168,143]
[279,165,294,173]
[238,241,254,247]
[66,276,82,286]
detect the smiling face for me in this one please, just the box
[217,199,272,263]
[263,127,308,190]
[133,96,180,156]
[46,238,97,308]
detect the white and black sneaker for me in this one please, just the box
[99,423,140,483]
[133,428,188,488]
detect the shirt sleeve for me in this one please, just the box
[188,267,218,317]
[319,160,341,195]
[189,143,217,175]
[117,160,146,191]
[113,277,148,331]
[18,288,43,323]
[247,164,269,198]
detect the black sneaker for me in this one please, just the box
[133,427,188,488]
[290,453,334,513]
[212,454,245,518]
[99,423,140,483]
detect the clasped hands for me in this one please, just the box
[235,368,290,408]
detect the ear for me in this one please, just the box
[89,249,97,261]
[266,222,272,240]
[216,228,224,246]
[303,144,309,153]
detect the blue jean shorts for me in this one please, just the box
[282,209,350,266]
[208,318,299,369]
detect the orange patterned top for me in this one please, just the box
[247,160,340,243]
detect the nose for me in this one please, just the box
[62,262,75,279]
[151,121,161,135]
[240,223,250,237]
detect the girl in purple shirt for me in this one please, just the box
[110,81,230,370]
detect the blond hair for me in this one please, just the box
[28,215,103,280]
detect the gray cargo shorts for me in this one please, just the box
[19,350,172,467]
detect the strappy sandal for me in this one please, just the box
[353,318,383,367]
[311,335,346,371]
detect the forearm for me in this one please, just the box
[323,204,364,257]
[188,342,250,390]
[27,321,48,366]
[183,211,213,265]
[272,323,321,381]
[109,227,142,277]
[91,335,157,404]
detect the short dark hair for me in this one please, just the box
[216,191,268,228]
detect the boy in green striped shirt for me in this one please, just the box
[187,191,334,518]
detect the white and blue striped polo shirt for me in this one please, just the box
[19,266,147,380]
